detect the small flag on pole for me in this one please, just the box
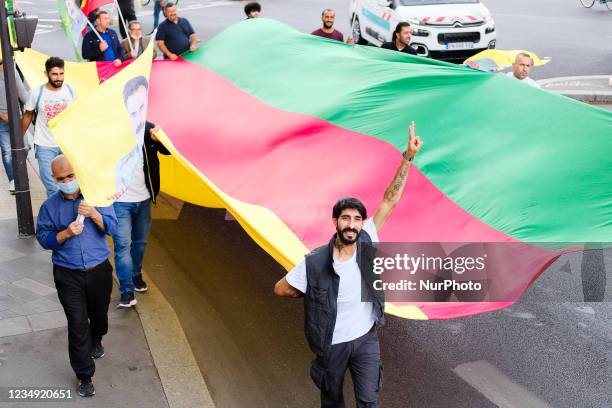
[57,0,88,61]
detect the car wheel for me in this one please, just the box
[351,16,368,45]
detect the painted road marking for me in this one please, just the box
[454,360,551,408]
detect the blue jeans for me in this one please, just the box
[35,145,62,196]
[153,0,162,29]
[112,200,152,296]
[0,121,12,182]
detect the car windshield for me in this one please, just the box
[398,0,479,5]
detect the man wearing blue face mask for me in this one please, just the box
[36,155,118,398]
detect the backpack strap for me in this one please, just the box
[64,83,74,99]
[35,85,44,111]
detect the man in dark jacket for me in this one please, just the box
[381,22,417,55]
[81,10,123,66]
[274,122,423,407]
[112,116,170,309]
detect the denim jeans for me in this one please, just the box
[0,121,12,182]
[35,145,62,196]
[112,200,152,296]
[153,0,163,29]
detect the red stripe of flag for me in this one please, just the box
[81,0,114,17]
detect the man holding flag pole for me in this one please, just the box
[81,9,123,65]
[79,0,135,58]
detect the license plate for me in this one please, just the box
[445,42,474,50]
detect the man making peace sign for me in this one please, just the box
[274,121,423,407]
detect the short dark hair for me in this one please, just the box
[164,2,175,11]
[332,197,367,220]
[123,75,148,105]
[394,21,411,38]
[244,2,261,16]
[45,57,64,73]
[95,9,108,19]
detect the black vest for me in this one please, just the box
[303,230,385,356]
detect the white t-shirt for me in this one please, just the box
[117,148,150,203]
[506,72,540,88]
[25,85,76,147]
[286,218,379,345]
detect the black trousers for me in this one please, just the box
[53,259,113,382]
[310,325,383,408]
[117,0,137,39]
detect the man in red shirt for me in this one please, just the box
[311,9,353,44]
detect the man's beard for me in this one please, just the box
[49,80,63,89]
[336,226,360,245]
[324,21,333,29]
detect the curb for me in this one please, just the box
[537,75,612,103]
[108,251,216,408]
[135,272,216,408]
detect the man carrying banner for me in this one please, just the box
[506,53,540,88]
[21,57,76,196]
[81,10,123,66]
[274,122,423,408]
[113,76,170,308]
[311,9,350,43]
[381,22,417,55]
[155,2,198,60]
[121,20,156,60]
[36,155,117,398]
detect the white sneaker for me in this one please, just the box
[8,180,15,194]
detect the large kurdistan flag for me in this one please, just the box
[16,19,612,320]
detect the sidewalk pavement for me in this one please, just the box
[0,155,214,407]
[538,75,612,104]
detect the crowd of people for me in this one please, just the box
[0,1,540,404]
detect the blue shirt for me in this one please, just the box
[36,191,117,270]
[100,31,116,61]
[155,17,195,57]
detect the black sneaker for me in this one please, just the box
[133,276,148,292]
[91,342,105,359]
[117,292,137,308]
[78,380,95,397]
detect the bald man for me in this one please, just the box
[506,53,540,88]
[36,155,117,398]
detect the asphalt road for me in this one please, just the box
[23,1,612,407]
[144,204,612,408]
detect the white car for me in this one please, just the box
[349,0,496,61]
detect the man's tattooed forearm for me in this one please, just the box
[385,165,409,201]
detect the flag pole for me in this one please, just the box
[113,0,134,53]
[85,15,104,42]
